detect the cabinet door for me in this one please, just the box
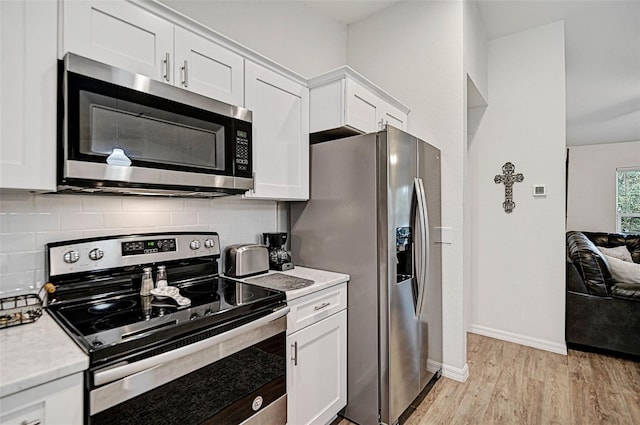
[0,0,57,191]
[63,0,174,81]
[379,101,408,131]
[287,310,347,425]
[174,27,244,105]
[0,373,83,425]
[344,79,380,134]
[244,61,309,200]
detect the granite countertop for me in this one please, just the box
[0,311,89,398]
[228,266,349,301]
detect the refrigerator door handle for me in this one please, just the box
[414,177,429,317]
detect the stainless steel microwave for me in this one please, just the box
[58,53,253,197]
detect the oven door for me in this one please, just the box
[60,53,253,194]
[89,307,289,425]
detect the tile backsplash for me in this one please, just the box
[0,192,286,295]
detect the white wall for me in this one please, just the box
[348,1,468,381]
[0,193,280,295]
[469,22,567,354]
[158,0,348,77]
[567,140,640,232]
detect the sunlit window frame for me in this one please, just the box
[616,166,640,233]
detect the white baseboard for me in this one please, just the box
[441,362,469,382]
[469,324,567,355]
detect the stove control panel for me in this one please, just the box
[122,238,177,257]
[48,232,221,277]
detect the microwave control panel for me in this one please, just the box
[235,130,250,172]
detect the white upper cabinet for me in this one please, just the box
[63,0,174,81]
[62,1,245,104]
[309,66,410,139]
[173,26,244,105]
[244,61,309,201]
[0,0,57,191]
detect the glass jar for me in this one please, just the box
[140,267,154,296]
[156,265,168,288]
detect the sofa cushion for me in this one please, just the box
[598,245,633,263]
[567,231,614,296]
[603,254,640,284]
[611,283,640,301]
[584,231,640,263]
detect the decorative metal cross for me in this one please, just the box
[494,162,524,213]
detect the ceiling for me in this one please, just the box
[301,0,640,146]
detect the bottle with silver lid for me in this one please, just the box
[140,267,154,296]
[156,265,168,288]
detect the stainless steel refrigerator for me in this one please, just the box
[290,126,442,425]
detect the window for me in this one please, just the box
[616,167,640,233]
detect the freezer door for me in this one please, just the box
[417,138,443,388]
[380,126,421,425]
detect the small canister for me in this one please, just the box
[140,267,154,296]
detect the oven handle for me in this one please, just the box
[93,306,290,387]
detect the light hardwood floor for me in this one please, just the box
[337,333,640,425]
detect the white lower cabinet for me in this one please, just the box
[0,373,83,425]
[286,284,347,425]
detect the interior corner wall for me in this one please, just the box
[567,141,640,232]
[347,1,468,380]
[469,21,567,354]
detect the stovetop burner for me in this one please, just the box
[88,299,137,315]
[48,276,283,357]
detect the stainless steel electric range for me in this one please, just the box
[45,232,288,425]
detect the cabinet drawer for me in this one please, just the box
[287,283,346,334]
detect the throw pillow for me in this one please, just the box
[603,254,640,284]
[597,245,633,263]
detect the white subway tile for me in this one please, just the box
[8,251,44,273]
[0,192,34,212]
[122,198,184,212]
[36,230,83,248]
[34,194,83,212]
[197,211,222,225]
[83,228,126,239]
[171,212,198,226]
[0,214,8,233]
[103,212,171,228]
[8,213,60,233]
[0,233,36,253]
[82,196,123,212]
[0,271,37,295]
[184,199,213,211]
[183,225,210,232]
[0,254,8,274]
[34,269,45,288]
[60,212,104,231]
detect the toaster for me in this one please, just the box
[222,244,269,278]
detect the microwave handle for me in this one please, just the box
[163,52,170,82]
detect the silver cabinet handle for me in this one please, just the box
[181,60,189,87]
[163,52,170,82]
[291,341,298,366]
[314,302,331,311]
[20,420,41,425]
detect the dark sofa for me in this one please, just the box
[566,231,640,357]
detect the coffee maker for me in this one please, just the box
[263,232,294,271]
